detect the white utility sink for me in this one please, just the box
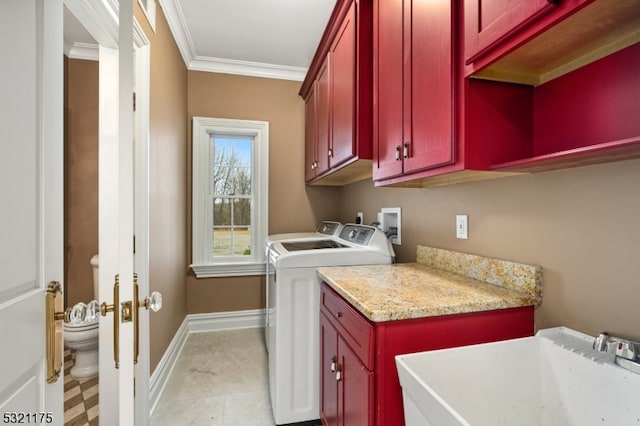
[396,327,640,425]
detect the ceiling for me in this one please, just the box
[64,0,337,81]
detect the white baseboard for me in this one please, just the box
[149,316,189,413]
[149,309,266,414]
[187,308,266,333]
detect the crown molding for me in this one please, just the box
[63,16,147,61]
[158,0,307,81]
[158,0,196,67]
[64,0,119,48]
[64,40,99,61]
[189,56,307,81]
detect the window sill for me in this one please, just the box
[190,262,266,278]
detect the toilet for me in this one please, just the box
[64,254,100,379]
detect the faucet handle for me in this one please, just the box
[615,341,638,361]
[593,332,610,352]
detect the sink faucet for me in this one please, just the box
[593,332,640,374]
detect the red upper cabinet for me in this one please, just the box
[372,0,403,180]
[304,86,318,182]
[374,0,455,182]
[317,60,331,176]
[405,0,455,173]
[329,4,356,169]
[464,0,559,64]
[304,59,331,180]
[299,0,373,186]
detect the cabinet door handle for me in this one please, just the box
[395,145,401,161]
[335,311,342,318]
[403,141,410,159]
[330,356,337,372]
[335,364,342,382]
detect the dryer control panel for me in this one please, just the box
[339,225,376,246]
[316,221,342,236]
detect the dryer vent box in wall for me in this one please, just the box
[380,207,401,245]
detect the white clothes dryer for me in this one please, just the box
[264,221,343,350]
[266,224,394,425]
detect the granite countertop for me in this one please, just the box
[317,245,543,322]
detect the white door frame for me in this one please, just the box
[133,31,152,426]
[64,0,151,423]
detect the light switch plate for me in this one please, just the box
[456,215,468,239]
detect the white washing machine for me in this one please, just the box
[265,220,343,250]
[266,224,394,425]
[264,221,343,350]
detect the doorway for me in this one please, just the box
[63,1,151,423]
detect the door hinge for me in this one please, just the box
[133,92,136,112]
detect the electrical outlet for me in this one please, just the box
[356,212,364,224]
[456,215,468,239]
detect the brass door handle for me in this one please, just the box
[133,275,162,364]
[98,273,162,366]
[50,274,161,374]
[100,275,120,368]
[46,282,70,383]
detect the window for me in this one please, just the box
[191,117,269,277]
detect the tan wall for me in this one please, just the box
[186,72,340,313]
[136,5,189,371]
[339,158,640,340]
[64,57,99,308]
[66,7,640,372]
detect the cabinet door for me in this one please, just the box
[338,335,373,426]
[404,0,454,173]
[373,0,404,180]
[317,58,331,175]
[304,86,318,182]
[330,1,356,169]
[464,0,558,63]
[320,312,339,426]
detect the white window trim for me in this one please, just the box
[191,117,269,278]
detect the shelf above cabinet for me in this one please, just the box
[492,137,640,173]
[469,0,640,86]
[484,38,640,174]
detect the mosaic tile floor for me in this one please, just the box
[63,349,98,426]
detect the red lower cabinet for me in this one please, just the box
[321,311,374,426]
[339,335,373,426]
[320,283,534,426]
[320,312,339,425]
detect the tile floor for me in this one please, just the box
[63,349,99,426]
[151,328,277,426]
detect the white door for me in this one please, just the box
[94,0,146,424]
[67,0,153,423]
[0,0,64,423]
